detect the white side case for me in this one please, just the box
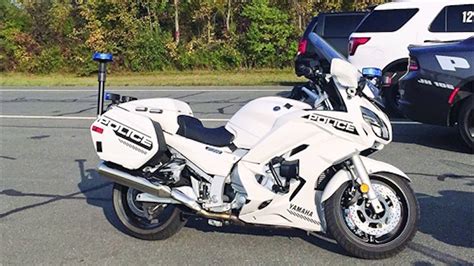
[91,107,161,170]
[120,98,193,134]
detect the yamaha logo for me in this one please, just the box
[289,203,313,217]
[287,203,321,225]
[100,117,153,151]
[304,113,358,135]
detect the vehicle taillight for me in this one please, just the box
[348,37,370,56]
[408,57,419,71]
[91,125,104,134]
[298,39,308,55]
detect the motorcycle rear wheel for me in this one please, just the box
[112,183,187,240]
[325,173,419,259]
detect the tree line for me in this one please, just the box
[0,0,387,75]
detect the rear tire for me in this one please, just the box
[112,183,187,240]
[457,97,474,152]
[325,173,419,259]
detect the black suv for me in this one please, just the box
[295,11,367,76]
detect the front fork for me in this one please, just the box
[349,154,384,214]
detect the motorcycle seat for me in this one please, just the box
[176,115,234,147]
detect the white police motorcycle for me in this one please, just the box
[90,33,419,259]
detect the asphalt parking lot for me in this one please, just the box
[0,87,473,265]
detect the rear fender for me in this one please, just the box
[320,156,410,202]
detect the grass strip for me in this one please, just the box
[0,69,305,87]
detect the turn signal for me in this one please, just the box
[360,183,370,193]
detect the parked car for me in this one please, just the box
[348,0,474,114]
[295,11,367,76]
[398,37,474,150]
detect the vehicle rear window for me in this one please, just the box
[355,9,418,32]
[430,4,474,32]
[323,14,366,37]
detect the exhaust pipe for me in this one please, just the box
[98,163,171,198]
[98,162,242,223]
[171,188,243,224]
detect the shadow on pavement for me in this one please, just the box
[0,185,109,219]
[392,123,472,153]
[75,159,125,234]
[416,191,474,249]
[0,159,111,219]
[408,242,472,265]
[184,218,348,257]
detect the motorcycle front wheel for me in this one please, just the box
[112,183,187,240]
[325,173,419,259]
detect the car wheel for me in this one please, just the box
[383,71,405,117]
[458,97,474,152]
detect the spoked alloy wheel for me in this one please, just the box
[112,183,187,240]
[343,182,403,244]
[325,173,419,259]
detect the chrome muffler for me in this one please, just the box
[97,162,241,223]
[98,163,171,198]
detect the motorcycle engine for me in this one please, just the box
[143,157,186,185]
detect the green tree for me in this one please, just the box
[241,0,295,67]
[0,0,392,74]
[0,0,28,71]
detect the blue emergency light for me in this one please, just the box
[92,52,113,62]
[362,67,382,78]
[93,52,113,116]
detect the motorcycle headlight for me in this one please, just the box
[361,107,389,140]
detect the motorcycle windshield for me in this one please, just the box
[307,32,347,63]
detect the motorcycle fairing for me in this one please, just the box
[235,117,369,231]
[226,97,312,149]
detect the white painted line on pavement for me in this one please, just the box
[391,121,420,125]
[0,115,95,120]
[0,115,228,122]
[0,114,420,124]
[0,89,283,92]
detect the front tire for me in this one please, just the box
[112,183,187,240]
[325,173,419,259]
[457,97,474,151]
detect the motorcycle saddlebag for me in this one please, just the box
[90,107,166,170]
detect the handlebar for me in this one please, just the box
[297,65,325,81]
